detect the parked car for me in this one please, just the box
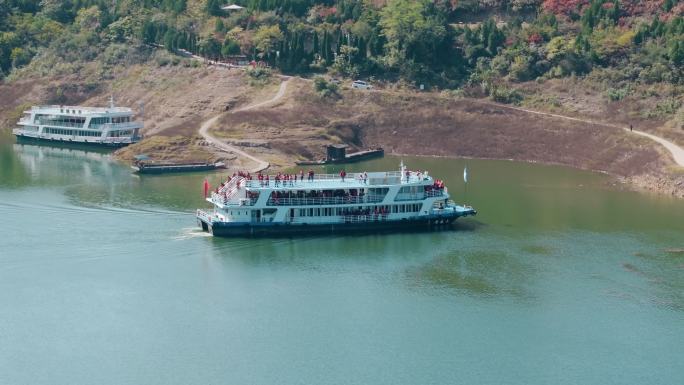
[351,80,372,90]
[329,77,341,85]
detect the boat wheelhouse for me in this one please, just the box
[197,163,476,236]
[13,99,142,147]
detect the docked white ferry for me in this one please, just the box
[13,98,142,147]
[197,163,476,236]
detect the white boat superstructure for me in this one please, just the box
[197,163,476,236]
[13,99,142,147]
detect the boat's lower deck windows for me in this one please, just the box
[293,204,421,217]
[43,128,101,137]
[228,210,250,215]
[391,204,421,213]
[108,130,133,137]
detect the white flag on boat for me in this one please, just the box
[463,166,468,183]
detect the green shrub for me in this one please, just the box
[644,98,682,118]
[246,67,272,86]
[605,87,629,101]
[491,87,523,104]
[247,67,271,79]
[313,76,340,98]
[156,56,170,66]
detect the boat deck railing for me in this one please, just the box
[89,122,142,130]
[36,121,86,128]
[30,105,133,113]
[197,209,213,222]
[244,171,430,189]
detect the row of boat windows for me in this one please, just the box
[34,114,131,126]
[41,128,133,137]
[294,204,422,217]
[37,115,86,124]
[52,111,132,124]
[44,128,101,137]
[111,117,131,124]
[109,130,133,137]
[399,185,423,194]
[223,204,423,217]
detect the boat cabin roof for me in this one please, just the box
[26,105,134,117]
[244,171,433,191]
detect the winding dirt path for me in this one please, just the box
[471,100,684,167]
[626,129,684,167]
[199,78,291,172]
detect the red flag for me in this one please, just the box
[203,179,209,198]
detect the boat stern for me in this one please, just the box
[196,209,213,232]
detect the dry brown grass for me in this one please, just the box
[209,80,682,196]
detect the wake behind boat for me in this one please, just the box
[197,163,476,236]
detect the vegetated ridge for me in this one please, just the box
[1,0,683,196]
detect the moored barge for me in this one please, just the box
[132,161,225,174]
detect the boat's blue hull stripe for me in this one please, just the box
[197,210,476,236]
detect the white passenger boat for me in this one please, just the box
[13,98,142,147]
[197,163,476,236]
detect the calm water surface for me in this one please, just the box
[1,134,683,385]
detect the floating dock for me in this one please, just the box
[296,145,384,166]
[132,161,225,174]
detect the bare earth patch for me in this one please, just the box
[2,67,681,197]
[212,80,683,197]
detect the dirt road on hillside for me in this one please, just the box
[471,100,684,168]
[199,78,291,172]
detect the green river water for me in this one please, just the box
[1,134,683,385]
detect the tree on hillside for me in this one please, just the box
[75,6,102,32]
[670,40,684,66]
[205,0,223,16]
[39,0,75,23]
[221,38,241,57]
[378,0,458,84]
[254,24,283,62]
[164,0,187,14]
[199,35,221,58]
[0,2,10,29]
[542,0,589,16]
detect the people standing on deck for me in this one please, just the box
[308,169,314,182]
[340,169,346,182]
[363,171,368,184]
[265,175,270,186]
[300,170,304,182]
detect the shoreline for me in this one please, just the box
[2,129,680,198]
[390,152,682,199]
[116,139,681,198]
[371,152,682,199]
